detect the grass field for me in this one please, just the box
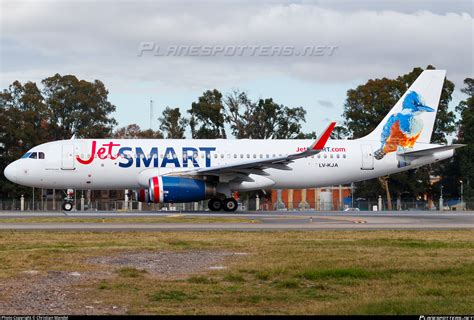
[0,230,473,314]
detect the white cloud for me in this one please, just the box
[1,1,472,93]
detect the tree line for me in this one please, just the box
[1,68,473,202]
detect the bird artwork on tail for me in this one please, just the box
[373,91,434,160]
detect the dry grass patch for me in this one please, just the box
[0,230,473,314]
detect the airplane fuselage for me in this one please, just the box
[4,138,453,190]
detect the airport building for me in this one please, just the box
[269,187,352,211]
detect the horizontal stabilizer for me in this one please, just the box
[398,144,465,157]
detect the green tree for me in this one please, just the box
[139,129,165,139]
[1,75,118,199]
[330,126,349,139]
[113,124,163,139]
[342,66,456,207]
[225,90,306,139]
[158,107,188,139]
[188,89,226,139]
[42,74,117,139]
[453,78,474,198]
[0,81,51,197]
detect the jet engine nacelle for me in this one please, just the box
[142,176,216,203]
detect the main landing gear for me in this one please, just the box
[208,197,238,212]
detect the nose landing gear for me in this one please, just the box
[62,189,74,212]
[62,201,73,211]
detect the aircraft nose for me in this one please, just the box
[4,162,17,183]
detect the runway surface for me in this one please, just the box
[1,210,474,231]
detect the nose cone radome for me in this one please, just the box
[4,162,17,183]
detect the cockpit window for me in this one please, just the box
[21,151,45,159]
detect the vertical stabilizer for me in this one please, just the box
[360,70,446,159]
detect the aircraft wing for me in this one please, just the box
[397,144,465,157]
[167,122,336,178]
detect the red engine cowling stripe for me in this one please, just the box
[152,176,160,203]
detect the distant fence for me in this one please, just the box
[1,198,473,212]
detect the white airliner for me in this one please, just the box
[4,70,463,211]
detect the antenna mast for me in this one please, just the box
[150,99,154,130]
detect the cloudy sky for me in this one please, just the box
[1,0,473,136]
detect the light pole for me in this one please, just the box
[460,180,464,210]
[351,182,354,208]
[439,185,443,211]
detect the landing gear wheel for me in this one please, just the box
[223,198,238,212]
[62,202,73,211]
[208,198,223,212]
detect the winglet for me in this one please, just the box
[309,122,337,151]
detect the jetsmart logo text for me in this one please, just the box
[76,141,216,168]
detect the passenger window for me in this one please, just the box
[246,154,250,158]
[234,154,237,159]
[336,154,340,159]
[220,154,224,159]
[253,154,256,158]
[343,154,346,159]
[317,154,321,158]
[214,154,218,159]
[29,152,38,159]
[240,154,244,159]
[323,154,327,158]
[330,154,333,159]
[266,154,269,158]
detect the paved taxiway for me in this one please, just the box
[1,210,474,231]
